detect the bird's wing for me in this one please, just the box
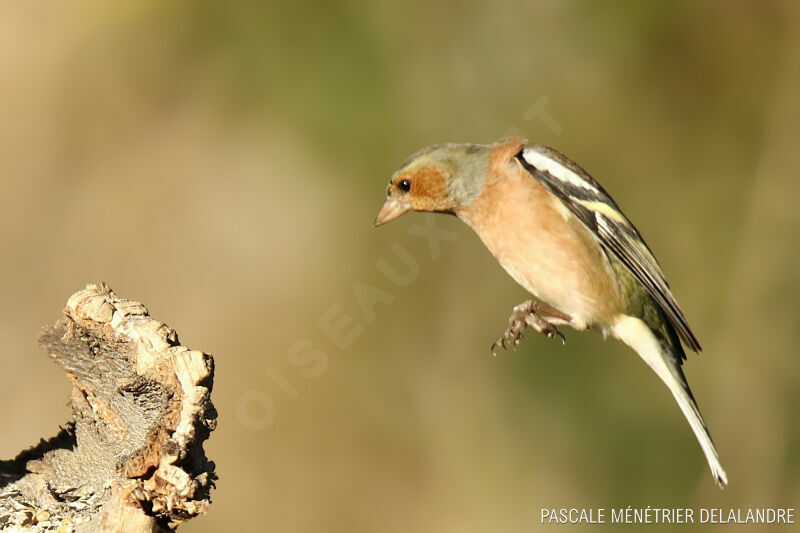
[515,145,701,352]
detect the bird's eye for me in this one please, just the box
[398,179,411,192]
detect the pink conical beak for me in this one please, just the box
[374,199,411,227]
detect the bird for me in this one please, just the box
[374,137,727,487]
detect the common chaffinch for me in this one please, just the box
[374,137,726,487]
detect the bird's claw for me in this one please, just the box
[545,328,566,345]
[491,313,526,356]
[490,300,568,355]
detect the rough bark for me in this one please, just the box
[0,283,216,532]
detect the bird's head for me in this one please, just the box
[374,142,495,227]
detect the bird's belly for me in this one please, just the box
[495,242,619,329]
[463,189,624,329]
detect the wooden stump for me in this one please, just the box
[0,283,216,532]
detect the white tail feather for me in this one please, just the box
[612,316,727,487]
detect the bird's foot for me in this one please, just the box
[491,300,571,356]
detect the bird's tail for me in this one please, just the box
[611,316,727,487]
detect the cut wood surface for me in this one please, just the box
[0,283,216,532]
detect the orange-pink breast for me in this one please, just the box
[456,154,624,330]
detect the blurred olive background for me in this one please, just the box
[1,1,799,532]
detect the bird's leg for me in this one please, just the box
[491,300,572,356]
